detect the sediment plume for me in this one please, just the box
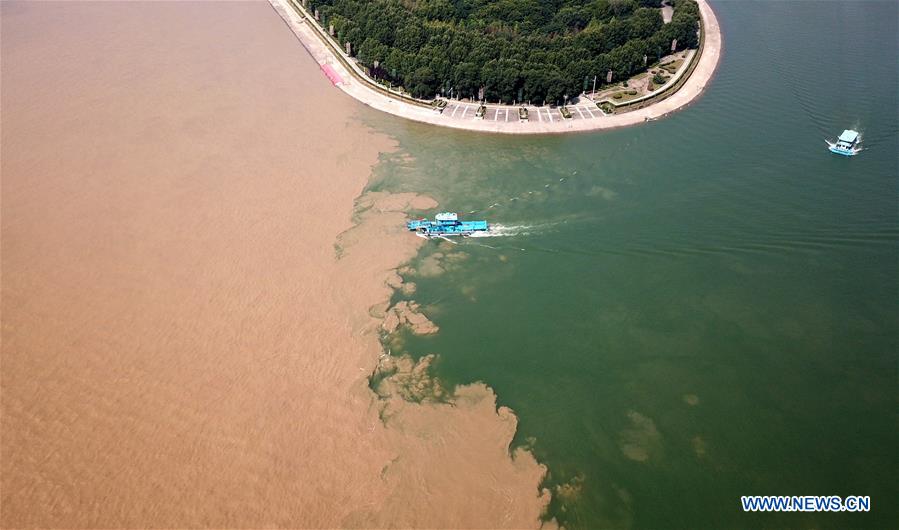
[382,301,439,335]
[1,2,551,527]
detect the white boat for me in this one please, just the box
[827,129,861,156]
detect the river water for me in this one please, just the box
[369,1,898,528]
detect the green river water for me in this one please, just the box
[364,1,897,528]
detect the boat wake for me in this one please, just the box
[468,224,533,238]
[415,232,460,244]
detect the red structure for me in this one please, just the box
[320,63,344,85]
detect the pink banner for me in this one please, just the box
[320,63,343,85]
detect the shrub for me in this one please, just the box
[652,73,666,85]
[612,93,623,99]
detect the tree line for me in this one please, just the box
[309,0,701,104]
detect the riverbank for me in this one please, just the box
[269,0,722,134]
[1,2,550,527]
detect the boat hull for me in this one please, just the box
[407,218,488,237]
[828,145,858,156]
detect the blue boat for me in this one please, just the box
[407,212,488,238]
[827,129,861,156]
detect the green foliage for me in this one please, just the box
[652,72,666,84]
[311,0,700,103]
[408,66,437,97]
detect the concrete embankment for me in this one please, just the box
[269,0,722,134]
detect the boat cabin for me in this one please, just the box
[435,212,458,222]
[836,129,859,148]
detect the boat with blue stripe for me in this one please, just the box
[407,212,488,238]
[827,129,861,156]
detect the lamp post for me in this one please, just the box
[592,75,597,98]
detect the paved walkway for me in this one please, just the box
[269,0,722,135]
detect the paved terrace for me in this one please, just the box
[442,101,603,123]
[269,0,722,135]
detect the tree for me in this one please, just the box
[407,66,437,97]
[357,37,388,67]
[522,67,550,102]
[453,62,481,98]
[604,18,632,50]
[482,59,521,103]
[545,69,566,104]
[629,8,663,40]
[395,25,425,52]
[567,59,595,93]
